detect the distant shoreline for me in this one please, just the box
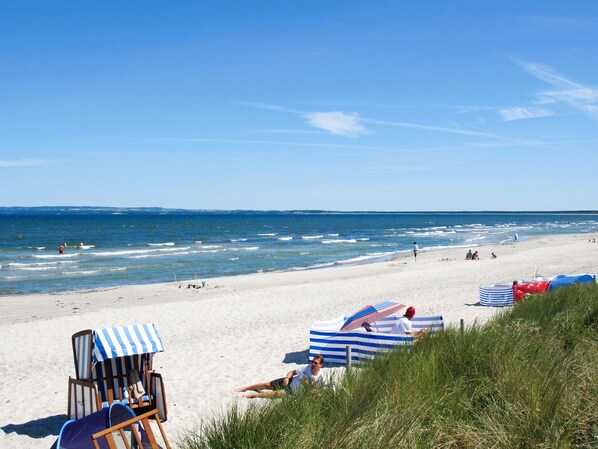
[1,206,598,215]
[0,236,533,298]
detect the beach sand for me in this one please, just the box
[0,233,596,448]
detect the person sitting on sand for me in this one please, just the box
[491,252,497,259]
[235,355,325,399]
[390,306,427,339]
[472,251,479,260]
[465,249,473,260]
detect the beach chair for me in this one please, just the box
[68,323,167,422]
[309,315,444,364]
[91,408,171,449]
[53,403,170,449]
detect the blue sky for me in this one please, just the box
[1,1,597,211]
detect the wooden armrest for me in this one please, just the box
[68,377,101,420]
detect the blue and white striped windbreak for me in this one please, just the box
[92,323,164,363]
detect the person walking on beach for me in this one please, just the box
[413,242,418,260]
[514,233,519,243]
[390,306,427,339]
[235,355,325,399]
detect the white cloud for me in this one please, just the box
[515,60,598,121]
[235,101,301,114]
[362,118,499,138]
[305,111,366,136]
[498,107,554,121]
[0,159,45,168]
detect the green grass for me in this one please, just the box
[180,285,598,449]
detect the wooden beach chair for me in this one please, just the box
[53,403,171,449]
[91,408,171,449]
[68,323,168,422]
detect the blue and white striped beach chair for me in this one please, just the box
[68,323,167,422]
[309,314,444,364]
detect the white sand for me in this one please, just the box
[0,233,596,448]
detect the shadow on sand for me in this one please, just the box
[282,349,310,364]
[1,413,66,439]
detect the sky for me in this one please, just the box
[1,1,597,211]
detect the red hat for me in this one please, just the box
[405,306,416,318]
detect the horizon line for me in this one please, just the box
[1,206,597,214]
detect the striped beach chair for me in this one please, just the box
[309,315,444,364]
[68,323,167,422]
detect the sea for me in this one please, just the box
[1,207,597,296]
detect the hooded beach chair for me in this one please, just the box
[68,323,167,422]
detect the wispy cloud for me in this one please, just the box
[235,101,302,114]
[498,107,554,121]
[515,60,598,121]
[0,159,46,168]
[237,102,367,136]
[249,128,327,135]
[240,101,499,138]
[106,135,566,157]
[362,118,500,138]
[305,111,366,136]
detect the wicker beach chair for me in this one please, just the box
[68,323,167,422]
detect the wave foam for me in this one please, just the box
[91,247,189,257]
[63,270,100,276]
[321,239,357,244]
[32,253,79,259]
[128,251,191,259]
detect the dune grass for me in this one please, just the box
[180,285,598,449]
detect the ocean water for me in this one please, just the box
[1,208,597,295]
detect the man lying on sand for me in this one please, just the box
[235,355,325,398]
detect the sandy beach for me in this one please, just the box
[0,233,596,448]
